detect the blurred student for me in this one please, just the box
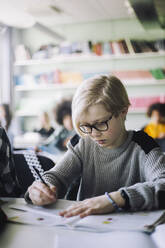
[142,102,165,139]
[38,99,75,155]
[0,103,13,143]
[0,127,21,197]
[26,75,165,217]
[0,103,21,146]
[34,111,54,139]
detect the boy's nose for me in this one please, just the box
[90,128,101,137]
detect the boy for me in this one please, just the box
[0,127,21,197]
[27,75,165,218]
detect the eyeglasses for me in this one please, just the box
[79,115,113,134]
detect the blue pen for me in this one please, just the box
[33,167,49,187]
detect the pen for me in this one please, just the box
[33,167,49,187]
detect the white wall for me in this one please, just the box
[0,27,12,104]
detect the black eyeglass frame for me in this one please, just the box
[79,115,113,134]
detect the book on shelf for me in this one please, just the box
[119,40,129,54]
[53,70,61,84]
[108,39,160,55]
[109,42,115,54]
[14,39,165,63]
[130,40,158,53]
[60,71,83,84]
[150,69,165,80]
[125,38,135,54]
[83,71,109,80]
[145,41,158,52]
[155,39,165,52]
[90,40,130,56]
[130,41,142,53]
[110,41,120,55]
[93,43,102,56]
[92,39,163,56]
[129,96,165,110]
[112,70,153,83]
[102,42,113,55]
[110,40,130,55]
[14,74,36,86]
[71,42,84,54]
[14,67,165,88]
[15,44,31,61]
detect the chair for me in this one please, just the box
[155,138,165,152]
[13,150,55,195]
[65,177,81,200]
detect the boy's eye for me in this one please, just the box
[95,122,106,127]
[95,121,103,125]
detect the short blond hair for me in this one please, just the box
[72,75,130,136]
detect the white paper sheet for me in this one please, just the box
[5,208,59,226]
[151,224,165,248]
[7,199,165,233]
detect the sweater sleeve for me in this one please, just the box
[119,148,165,211]
[43,135,83,198]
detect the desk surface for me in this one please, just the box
[0,198,163,248]
[1,223,157,248]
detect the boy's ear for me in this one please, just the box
[121,107,128,120]
[121,107,128,115]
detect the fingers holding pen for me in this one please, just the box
[28,181,57,206]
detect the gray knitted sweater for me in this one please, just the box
[43,130,165,211]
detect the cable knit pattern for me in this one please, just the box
[43,130,165,211]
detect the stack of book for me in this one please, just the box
[15,39,165,61]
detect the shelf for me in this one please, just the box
[16,111,38,117]
[15,79,165,92]
[128,109,146,114]
[124,79,165,86]
[15,52,165,73]
[14,53,165,66]
[14,51,165,131]
[15,84,78,92]
[16,109,146,117]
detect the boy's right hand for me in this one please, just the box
[28,181,57,206]
[34,146,42,153]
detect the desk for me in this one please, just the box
[0,198,164,248]
[1,223,57,248]
[1,223,157,248]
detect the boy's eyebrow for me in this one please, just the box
[81,115,111,125]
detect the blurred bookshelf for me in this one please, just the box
[13,38,165,131]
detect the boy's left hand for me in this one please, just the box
[59,195,115,218]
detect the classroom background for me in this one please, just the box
[0,0,165,150]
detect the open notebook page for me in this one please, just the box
[6,199,165,233]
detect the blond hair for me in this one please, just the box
[72,75,130,136]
